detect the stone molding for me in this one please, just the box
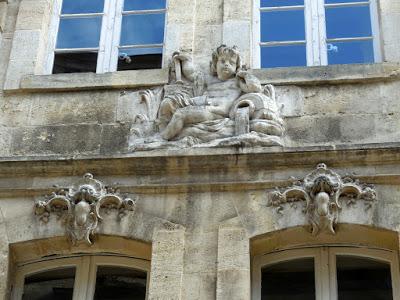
[34,173,136,245]
[267,163,377,235]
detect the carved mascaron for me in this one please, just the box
[129,45,285,150]
[267,164,377,235]
[35,173,136,245]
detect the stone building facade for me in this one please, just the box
[0,0,400,299]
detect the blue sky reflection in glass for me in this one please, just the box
[326,6,372,39]
[56,17,102,48]
[124,0,166,11]
[261,10,305,42]
[261,45,306,68]
[328,40,374,64]
[261,0,303,7]
[61,0,105,14]
[120,14,165,46]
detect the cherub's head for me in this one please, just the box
[210,45,242,81]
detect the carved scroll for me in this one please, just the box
[35,173,136,245]
[267,164,377,235]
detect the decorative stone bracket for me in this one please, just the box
[35,173,136,245]
[267,164,377,236]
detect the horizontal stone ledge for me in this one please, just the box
[0,174,399,198]
[0,142,400,177]
[11,68,169,93]
[251,62,400,86]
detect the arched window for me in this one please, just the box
[12,255,150,300]
[252,247,400,300]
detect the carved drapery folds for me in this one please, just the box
[129,45,285,150]
[267,164,377,235]
[35,173,136,245]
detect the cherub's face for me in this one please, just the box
[216,54,237,81]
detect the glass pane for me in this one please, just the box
[61,0,105,14]
[94,266,147,300]
[328,40,374,64]
[120,14,165,46]
[261,10,305,42]
[56,17,102,49]
[326,5,372,39]
[124,0,166,11]
[261,0,303,7]
[117,48,162,70]
[22,267,75,300]
[53,52,98,73]
[326,0,368,3]
[261,258,315,299]
[261,44,307,68]
[336,256,393,300]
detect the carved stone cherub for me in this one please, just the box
[133,45,284,149]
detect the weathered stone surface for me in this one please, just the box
[11,124,102,155]
[149,228,185,300]
[18,69,169,92]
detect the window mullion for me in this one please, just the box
[304,0,315,66]
[108,0,124,72]
[328,248,338,300]
[73,257,91,300]
[45,0,63,74]
[370,0,382,62]
[96,0,115,73]
[317,0,328,65]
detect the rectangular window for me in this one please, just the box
[255,0,381,68]
[50,0,167,74]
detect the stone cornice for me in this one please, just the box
[0,143,399,196]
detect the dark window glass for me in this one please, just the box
[261,10,305,42]
[118,48,162,70]
[261,44,307,68]
[120,14,165,46]
[22,268,75,300]
[261,0,303,7]
[56,17,102,49]
[61,0,105,14]
[93,266,147,300]
[336,256,393,300]
[53,52,98,73]
[124,0,166,11]
[325,6,372,39]
[327,40,374,64]
[261,258,315,300]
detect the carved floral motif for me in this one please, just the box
[35,173,136,245]
[267,164,377,235]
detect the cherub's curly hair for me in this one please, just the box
[210,45,242,75]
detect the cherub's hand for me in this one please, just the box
[236,70,249,79]
[172,51,192,62]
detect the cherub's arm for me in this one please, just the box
[236,70,263,93]
[173,52,206,96]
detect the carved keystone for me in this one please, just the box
[267,164,377,236]
[35,173,136,245]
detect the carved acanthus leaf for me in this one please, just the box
[35,173,136,245]
[266,164,377,236]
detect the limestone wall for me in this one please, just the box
[1,0,400,299]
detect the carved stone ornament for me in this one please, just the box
[267,164,377,236]
[35,173,136,245]
[129,45,285,150]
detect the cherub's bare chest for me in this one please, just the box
[206,79,241,98]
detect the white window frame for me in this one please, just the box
[252,0,382,68]
[46,0,168,74]
[252,246,400,300]
[11,255,151,300]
